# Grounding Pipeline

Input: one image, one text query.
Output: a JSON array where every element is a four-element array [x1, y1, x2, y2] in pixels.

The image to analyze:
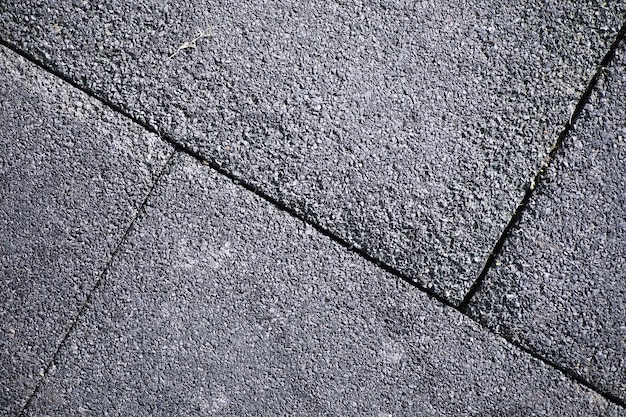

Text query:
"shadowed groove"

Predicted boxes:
[[2, 22, 625, 409], [458, 18, 626, 311]]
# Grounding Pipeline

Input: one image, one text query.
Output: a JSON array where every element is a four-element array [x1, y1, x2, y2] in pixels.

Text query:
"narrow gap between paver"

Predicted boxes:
[[2, 24, 625, 410], [16, 149, 177, 416], [0, 40, 456, 309], [458, 19, 626, 313]]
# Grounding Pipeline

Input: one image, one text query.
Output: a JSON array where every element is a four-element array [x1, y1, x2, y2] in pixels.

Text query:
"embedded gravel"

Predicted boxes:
[[1, 1, 624, 302], [25, 152, 621, 416], [467, 39, 626, 403], [0, 46, 173, 415]]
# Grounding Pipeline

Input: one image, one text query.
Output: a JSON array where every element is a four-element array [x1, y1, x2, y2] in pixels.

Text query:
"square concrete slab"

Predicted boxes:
[[24, 152, 622, 416], [467, 40, 626, 403], [1, 1, 624, 302], [0, 46, 173, 414]]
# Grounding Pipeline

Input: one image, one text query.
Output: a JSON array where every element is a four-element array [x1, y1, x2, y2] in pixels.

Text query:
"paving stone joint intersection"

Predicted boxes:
[[2, 23, 626, 410], [1, 7, 625, 414]]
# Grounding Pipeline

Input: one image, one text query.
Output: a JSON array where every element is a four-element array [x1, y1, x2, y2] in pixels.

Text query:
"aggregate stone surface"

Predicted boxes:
[[25, 152, 623, 416], [2, 1, 624, 302], [467, 39, 626, 403], [0, 46, 173, 415]]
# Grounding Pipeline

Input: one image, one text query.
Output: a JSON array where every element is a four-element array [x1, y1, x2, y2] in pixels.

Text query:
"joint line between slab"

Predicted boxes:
[[2, 33, 625, 410], [0, 38, 456, 308], [17, 148, 178, 416], [458, 18, 626, 312], [500, 334, 626, 408]]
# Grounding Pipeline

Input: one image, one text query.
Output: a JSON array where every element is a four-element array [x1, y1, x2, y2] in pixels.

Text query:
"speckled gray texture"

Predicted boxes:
[[467, 40, 626, 402], [2, 1, 624, 302], [23, 152, 620, 416], [0, 46, 173, 415]]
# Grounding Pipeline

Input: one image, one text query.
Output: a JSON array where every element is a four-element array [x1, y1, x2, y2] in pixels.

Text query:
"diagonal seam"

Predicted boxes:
[[17, 148, 177, 416], [458, 18, 626, 312], [2, 25, 625, 409], [0, 40, 456, 309]]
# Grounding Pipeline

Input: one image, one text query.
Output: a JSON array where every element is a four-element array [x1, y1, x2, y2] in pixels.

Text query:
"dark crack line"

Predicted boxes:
[[2, 25, 626, 410], [0, 40, 456, 310], [501, 335, 626, 408], [17, 149, 178, 416], [458, 19, 626, 313]]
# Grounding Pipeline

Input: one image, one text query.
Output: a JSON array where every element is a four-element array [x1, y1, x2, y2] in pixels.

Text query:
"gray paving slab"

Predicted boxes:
[[2, 2, 624, 303], [0, 46, 173, 415], [24, 152, 623, 417], [467, 39, 626, 402]]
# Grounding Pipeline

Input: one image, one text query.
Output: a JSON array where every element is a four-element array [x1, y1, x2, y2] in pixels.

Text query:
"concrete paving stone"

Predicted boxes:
[[0, 46, 173, 415], [467, 39, 626, 402], [2, 2, 624, 303], [24, 152, 624, 417]]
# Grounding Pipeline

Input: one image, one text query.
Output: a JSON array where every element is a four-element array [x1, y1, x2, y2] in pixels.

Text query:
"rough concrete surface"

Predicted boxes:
[[0, 46, 173, 415], [467, 40, 626, 402], [1, 1, 624, 302], [23, 152, 620, 416]]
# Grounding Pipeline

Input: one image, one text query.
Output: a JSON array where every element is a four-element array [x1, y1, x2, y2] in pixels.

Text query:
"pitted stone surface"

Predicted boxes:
[[468, 40, 626, 402], [0, 46, 173, 414], [25, 152, 621, 416], [1, 1, 624, 302]]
